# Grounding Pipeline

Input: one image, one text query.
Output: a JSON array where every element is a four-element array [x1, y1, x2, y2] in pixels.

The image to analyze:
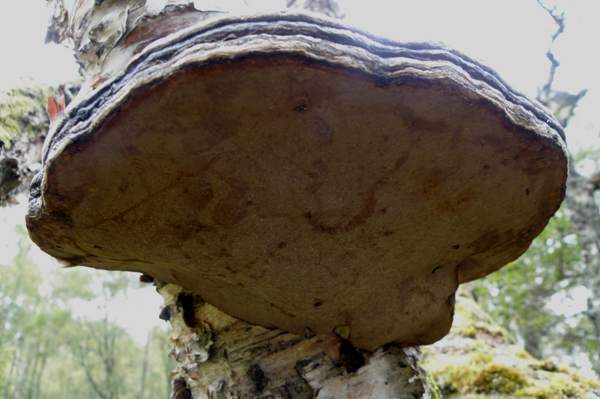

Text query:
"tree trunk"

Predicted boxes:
[[153, 329, 174, 399], [14, 338, 34, 399], [32, 353, 48, 399], [45, 0, 345, 89], [42, 3, 438, 397], [158, 283, 433, 399], [139, 332, 151, 399], [3, 337, 21, 399], [24, 345, 41, 399]]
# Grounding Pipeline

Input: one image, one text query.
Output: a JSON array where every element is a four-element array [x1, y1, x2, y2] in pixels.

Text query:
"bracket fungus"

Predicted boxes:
[[27, 13, 567, 350]]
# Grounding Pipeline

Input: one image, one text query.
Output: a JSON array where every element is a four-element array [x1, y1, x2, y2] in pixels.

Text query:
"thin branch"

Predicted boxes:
[[536, 0, 565, 41], [536, 0, 564, 102], [535, 1, 587, 128], [539, 50, 559, 100]]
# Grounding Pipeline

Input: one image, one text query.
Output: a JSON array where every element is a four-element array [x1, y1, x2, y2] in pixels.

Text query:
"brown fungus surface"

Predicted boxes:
[[26, 14, 567, 350]]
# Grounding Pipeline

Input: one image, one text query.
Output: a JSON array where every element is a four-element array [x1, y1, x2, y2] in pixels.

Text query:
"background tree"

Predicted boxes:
[[472, 0, 600, 376], [0, 226, 172, 399]]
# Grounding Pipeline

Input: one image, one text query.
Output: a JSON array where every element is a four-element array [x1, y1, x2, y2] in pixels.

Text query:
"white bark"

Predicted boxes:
[[45, 0, 342, 90]]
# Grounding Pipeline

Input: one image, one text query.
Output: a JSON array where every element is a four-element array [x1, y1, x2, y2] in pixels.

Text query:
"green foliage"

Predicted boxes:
[[574, 146, 600, 171], [65, 319, 140, 399], [0, 226, 171, 399], [471, 207, 600, 374], [50, 268, 95, 302]]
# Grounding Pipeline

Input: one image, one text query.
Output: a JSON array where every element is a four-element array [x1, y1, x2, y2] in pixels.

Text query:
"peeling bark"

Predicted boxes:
[[45, 0, 342, 88], [158, 283, 435, 399]]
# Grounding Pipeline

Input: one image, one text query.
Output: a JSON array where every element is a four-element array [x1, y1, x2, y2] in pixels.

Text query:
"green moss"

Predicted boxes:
[[532, 359, 559, 372], [471, 364, 527, 394], [0, 86, 51, 148], [455, 320, 508, 340], [516, 372, 589, 398], [525, 355, 600, 397], [451, 292, 514, 344], [423, 290, 600, 398], [429, 351, 526, 395]]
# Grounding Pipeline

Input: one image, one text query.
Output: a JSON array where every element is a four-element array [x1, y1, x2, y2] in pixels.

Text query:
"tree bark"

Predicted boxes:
[[45, 0, 344, 92], [158, 283, 434, 399]]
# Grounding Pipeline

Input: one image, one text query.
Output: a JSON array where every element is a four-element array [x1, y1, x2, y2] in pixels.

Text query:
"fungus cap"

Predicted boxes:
[[27, 14, 567, 350]]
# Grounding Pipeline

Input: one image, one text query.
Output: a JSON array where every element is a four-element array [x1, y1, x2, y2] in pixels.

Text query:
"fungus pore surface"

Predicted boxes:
[[27, 14, 567, 350]]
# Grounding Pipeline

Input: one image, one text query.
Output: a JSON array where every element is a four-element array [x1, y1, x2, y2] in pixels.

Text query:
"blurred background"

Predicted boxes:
[[1, 1, 599, 398]]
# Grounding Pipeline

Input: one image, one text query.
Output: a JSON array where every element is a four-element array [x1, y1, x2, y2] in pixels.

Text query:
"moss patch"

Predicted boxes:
[[423, 288, 600, 398], [0, 86, 52, 148]]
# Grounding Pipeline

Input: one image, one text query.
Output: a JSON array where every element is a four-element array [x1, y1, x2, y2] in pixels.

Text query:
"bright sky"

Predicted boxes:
[[0, 0, 599, 362]]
